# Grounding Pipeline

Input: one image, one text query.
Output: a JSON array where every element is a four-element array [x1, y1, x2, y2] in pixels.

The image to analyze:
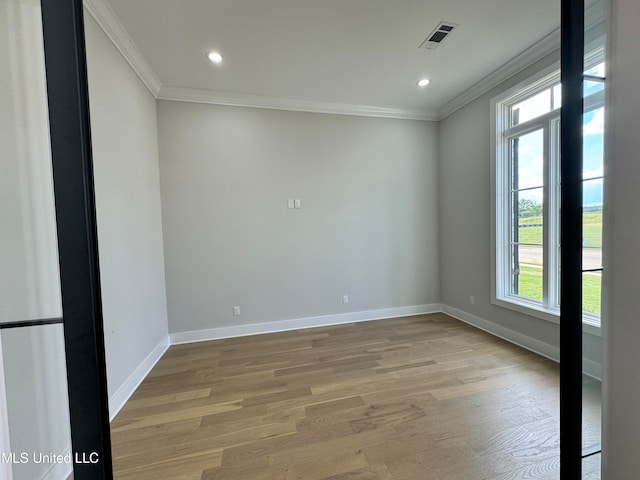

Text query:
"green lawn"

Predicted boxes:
[[518, 211, 602, 246], [582, 272, 602, 315], [516, 208, 602, 315], [517, 265, 601, 315], [517, 265, 543, 300], [582, 211, 603, 248]]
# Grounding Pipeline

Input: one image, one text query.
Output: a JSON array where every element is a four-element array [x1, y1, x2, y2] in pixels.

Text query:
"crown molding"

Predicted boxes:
[[437, 28, 561, 120], [85, 0, 602, 123], [157, 86, 438, 121], [83, 0, 161, 96], [82, 0, 435, 122], [438, 0, 607, 121]]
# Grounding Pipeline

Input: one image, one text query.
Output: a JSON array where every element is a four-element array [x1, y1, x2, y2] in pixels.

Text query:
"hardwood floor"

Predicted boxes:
[[110, 313, 600, 479]]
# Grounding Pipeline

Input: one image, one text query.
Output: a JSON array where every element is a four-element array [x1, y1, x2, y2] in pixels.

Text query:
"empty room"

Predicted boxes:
[[1, 0, 640, 479]]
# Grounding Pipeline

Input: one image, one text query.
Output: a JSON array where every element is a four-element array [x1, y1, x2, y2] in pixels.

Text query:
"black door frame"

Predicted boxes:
[[40, 0, 113, 477], [26, 0, 585, 478], [560, 0, 585, 478]]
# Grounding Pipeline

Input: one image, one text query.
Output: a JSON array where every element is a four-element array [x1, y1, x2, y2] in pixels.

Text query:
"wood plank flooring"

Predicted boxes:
[[110, 313, 600, 479]]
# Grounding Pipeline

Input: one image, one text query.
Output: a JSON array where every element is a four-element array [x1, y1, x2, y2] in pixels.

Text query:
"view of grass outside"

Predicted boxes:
[[516, 205, 602, 315], [517, 265, 543, 300], [518, 211, 602, 246], [582, 271, 602, 315]]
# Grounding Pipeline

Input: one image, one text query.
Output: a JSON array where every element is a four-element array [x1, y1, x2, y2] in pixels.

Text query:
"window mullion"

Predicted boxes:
[[498, 103, 512, 301], [543, 122, 551, 309], [511, 135, 520, 296], [548, 118, 562, 309], [505, 115, 555, 139]]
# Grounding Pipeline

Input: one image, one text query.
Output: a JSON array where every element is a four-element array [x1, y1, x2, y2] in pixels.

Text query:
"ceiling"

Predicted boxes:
[[98, 0, 561, 119]]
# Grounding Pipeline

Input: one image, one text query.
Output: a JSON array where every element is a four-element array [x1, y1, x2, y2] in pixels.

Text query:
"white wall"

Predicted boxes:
[[157, 101, 440, 335], [602, 0, 640, 476], [84, 15, 169, 404], [0, 327, 70, 480], [0, 9, 169, 479], [0, 0, 61, 325], [0, 1, 70, 479], [437, 50, 602, 372]]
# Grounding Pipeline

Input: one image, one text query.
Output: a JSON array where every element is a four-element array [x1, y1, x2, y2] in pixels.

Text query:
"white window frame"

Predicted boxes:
[[491, 49, 605, 335]]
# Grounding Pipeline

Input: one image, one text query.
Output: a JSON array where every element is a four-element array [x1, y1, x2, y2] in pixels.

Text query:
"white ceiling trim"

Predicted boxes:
[[82, 0, 435, 122], [85, 0, 599, 123], [437, 28, 561, 120], [438, 0, 606, 121], [157, 87, 438, 121], [83, 0, 161, 96]]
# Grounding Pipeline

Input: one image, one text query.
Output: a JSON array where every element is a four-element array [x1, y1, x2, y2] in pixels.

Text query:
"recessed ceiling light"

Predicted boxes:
[[417, 78, 431, 87], [207, 51, 223, 64]]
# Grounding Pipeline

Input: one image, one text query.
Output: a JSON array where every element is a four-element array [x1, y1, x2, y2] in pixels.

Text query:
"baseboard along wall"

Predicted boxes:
[[108, 336, 170, 421], [169, 304, 443, 345], [441, 305, 602, 380], [107, 303, 602, 422]]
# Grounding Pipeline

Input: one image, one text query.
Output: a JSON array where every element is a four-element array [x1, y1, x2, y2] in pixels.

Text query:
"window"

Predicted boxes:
[[492, 51, 605, 328]]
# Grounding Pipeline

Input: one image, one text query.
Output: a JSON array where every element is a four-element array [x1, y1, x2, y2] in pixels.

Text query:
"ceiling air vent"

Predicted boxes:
[[419, 21, 458, 50]]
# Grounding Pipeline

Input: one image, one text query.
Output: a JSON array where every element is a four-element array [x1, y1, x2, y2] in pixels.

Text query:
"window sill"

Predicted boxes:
[[492, 295, 602, 337]]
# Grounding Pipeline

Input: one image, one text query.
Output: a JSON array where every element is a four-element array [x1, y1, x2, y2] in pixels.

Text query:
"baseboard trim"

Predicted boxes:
[[442, 305, 560, 361], [441, 304, 602, 380], [582, 358, 602, 381], [105, 303, 600, 427], [108, 336, 170, 420], [169, 304, 443, 345]]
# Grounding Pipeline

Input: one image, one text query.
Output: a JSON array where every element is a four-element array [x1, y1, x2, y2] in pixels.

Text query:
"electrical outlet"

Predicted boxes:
[[342, 295, 349, 304], [233, 306, 241, 316], [469, 296, 475, 305]]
